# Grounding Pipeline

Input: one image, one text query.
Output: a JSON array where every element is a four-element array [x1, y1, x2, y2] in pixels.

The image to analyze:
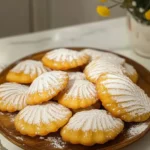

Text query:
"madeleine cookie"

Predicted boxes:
[[96, 73, 150, 122], [15, 102, 72, 137], [124, 63, 138, 83], [72, 101, 101, 113], [26, 71, 68, 105], [58, 79, 98, 109], [100, 52, 125, 65], [42, 48, 89, 70], [82, 49, 103, 61], [82, 49, 125, 64], [68, 72, 86, 80], [61, 109, 124, 146], [6, 60, 48, 84], [0, 83, 28, 112], [84, 59, 126, 83]]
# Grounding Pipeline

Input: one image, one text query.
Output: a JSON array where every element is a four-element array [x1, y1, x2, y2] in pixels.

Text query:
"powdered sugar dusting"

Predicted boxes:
[[18, 102, 71, 125], [82, 49, 103, 60], [68, 72, 86, 80], [15, 136, 24, 141], [0, 112, 4, 115], [84, 59, 126, 83], [8, 113, 16, 122], [101, 73, 150, 117], [45, 137, 67, 149], [39, 137, 45, 140], [124, 63, 137, 76], [100, 52, 125, 65], [82, 49, 125, 64], [11, 60, 48, 77], [66, 109, 124, 131], [10, 117, 15, 122], [9, 116, 15, 122], [28, 71, 68, 94], [128, 123, 149, 137], [46, 48, 88, 62], [62, 79, 98, 100], [0, 83, 28, 111]]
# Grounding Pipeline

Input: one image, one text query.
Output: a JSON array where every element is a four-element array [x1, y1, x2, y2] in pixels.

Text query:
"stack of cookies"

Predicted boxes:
[[0, 48, 149, 146]]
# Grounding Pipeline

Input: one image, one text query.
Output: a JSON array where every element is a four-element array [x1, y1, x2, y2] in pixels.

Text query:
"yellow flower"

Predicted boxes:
[[97, 6, 110, 17], [145, 10, 150, 20], [100, 0, 107, 3], [100, 0, 107, 2]]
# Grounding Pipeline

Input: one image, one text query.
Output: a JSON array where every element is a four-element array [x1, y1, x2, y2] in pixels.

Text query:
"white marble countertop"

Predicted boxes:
[[0, 17, 149, 150]]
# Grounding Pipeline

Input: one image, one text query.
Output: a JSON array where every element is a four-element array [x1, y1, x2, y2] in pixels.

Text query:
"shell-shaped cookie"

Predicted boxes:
[[15, 102, 72, 137], [61, 109, 124, 146], [82, 49, 103, 61], [100, 52, 125, 65], [68, 72, 86, 80], [96, 73, 150, 122], [42, 48, 90, 70], [27, 71, 69, 105], [72, 101, 101, 113], [84, 59, 126, 83], [9, 60, 48, 76], [0, 64, 7, 73], [124, 63, 138, 83], [6, 60, 48, 83], [82, 49, 125, 64], [0, 83, 28, 112], [58, 79, 98, 109]]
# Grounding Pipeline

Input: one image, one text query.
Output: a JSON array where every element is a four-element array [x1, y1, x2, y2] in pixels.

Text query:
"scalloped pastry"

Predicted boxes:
[[82, 49, 103, 61], [15, 102, 72, 137], [96, 73, 150, 122], [124, 63, 138, 83], [42, 48, 90, 70], [82, 49, 125, 64], [72, 101, 101, 113], [26, 71, 69, 105], [61, 109, 124, 146], [0, 83, 28, 112], [84, 59, 126, 83], [68, 72, 86, 80], [57, 79, 98, 109], [6, 60, 48, 84]]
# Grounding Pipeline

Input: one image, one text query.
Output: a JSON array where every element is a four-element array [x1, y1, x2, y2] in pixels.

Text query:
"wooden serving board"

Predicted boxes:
[[0, 48, 150, 150]]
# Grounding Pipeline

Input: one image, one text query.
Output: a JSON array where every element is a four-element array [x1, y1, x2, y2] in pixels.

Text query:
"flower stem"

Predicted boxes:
[[109, 3, 120, 8], [111, 0, 123, 4], [145, 0, 150, 11]]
